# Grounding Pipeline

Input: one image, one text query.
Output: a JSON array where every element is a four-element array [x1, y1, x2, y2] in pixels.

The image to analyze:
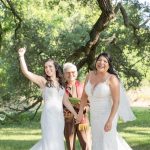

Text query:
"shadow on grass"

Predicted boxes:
[[0, 139, 79, 150], [0, 107, 149, 150], [0, 139, 37, 150], [118, 107, 150, 128], [132, 143, 150, 150], [117, 107, 150, 150], [0, 121, 41, 129]]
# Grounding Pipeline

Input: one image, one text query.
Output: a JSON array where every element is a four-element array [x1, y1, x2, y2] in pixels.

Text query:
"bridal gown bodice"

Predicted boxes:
[[30, 86, 65, 150], [85, 80, 133, 150], [85, 80, 112, 117]]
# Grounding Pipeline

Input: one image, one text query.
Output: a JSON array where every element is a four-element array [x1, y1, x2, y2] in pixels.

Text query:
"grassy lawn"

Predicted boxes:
[[0, 107, 149, 150]]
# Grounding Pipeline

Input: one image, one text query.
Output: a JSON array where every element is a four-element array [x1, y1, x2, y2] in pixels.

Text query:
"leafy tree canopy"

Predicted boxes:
[[0, 0, 149, 121]]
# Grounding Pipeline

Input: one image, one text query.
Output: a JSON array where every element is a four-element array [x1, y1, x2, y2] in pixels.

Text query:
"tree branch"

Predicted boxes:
[[76, 57, 88, 69], [2, 0, 23, 39], [0, 111, 19, 122], [67, 0, 115, 69], [5, 0, 22, 23], [100, 34, 116, 45], [30, 102, 42, 120], [17, 99, 42, 115], [139, 18, 150, 28], [0, 0, 9, 9], [114, 2, 143, 45]]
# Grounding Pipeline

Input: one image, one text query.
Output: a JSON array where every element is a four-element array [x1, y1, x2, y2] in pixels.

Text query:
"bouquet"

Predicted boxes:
[[69, 97, 80, 105]]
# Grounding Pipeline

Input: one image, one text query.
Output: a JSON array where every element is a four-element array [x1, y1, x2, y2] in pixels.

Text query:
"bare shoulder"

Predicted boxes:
[[109, 74, 119, 85], [88, 70, 95, 78], [89, 70, 95, 75], [84, 71, 92, 83], [39, 76, 47, 88], [41, 76, 47, 83], [86, 70, 95, 78]]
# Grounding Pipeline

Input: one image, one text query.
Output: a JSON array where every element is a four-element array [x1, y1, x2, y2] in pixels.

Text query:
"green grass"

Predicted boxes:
[[118, 107, 150, 150], [0, 107, 149, 150]]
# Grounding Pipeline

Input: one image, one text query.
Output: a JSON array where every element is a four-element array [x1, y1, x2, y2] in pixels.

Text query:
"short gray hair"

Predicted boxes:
[[63, 63, 77, 73]]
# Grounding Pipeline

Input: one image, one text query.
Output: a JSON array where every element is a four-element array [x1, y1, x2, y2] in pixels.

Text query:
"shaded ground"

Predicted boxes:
[[0, 107, 149, 150]]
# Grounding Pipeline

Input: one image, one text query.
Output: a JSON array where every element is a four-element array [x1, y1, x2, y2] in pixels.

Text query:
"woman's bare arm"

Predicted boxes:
[[18, 47, 46, 88], [63, 93, 77, 118], [76, 73, 89, 123], [104, 75, 120, 132]]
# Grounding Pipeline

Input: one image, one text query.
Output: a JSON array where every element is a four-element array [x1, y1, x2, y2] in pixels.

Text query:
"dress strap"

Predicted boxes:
[[105, 74, 112, 84], [85, 71, 92, 84]]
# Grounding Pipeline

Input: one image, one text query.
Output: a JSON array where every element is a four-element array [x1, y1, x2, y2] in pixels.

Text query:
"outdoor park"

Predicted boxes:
[[0, 0, 150, 150]]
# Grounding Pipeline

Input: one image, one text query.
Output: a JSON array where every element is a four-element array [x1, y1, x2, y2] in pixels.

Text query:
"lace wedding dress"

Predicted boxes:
[[85, 79, 135, 150], [30, 86, 65, 150]]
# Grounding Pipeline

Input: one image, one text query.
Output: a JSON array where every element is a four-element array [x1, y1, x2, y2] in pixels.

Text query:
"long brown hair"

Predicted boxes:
[[44, 59, 65, 88]]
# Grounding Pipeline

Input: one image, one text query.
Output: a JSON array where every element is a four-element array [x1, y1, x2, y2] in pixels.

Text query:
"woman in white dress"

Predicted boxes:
[[18, 47, 77, 150], [77, 52, 136, 150]]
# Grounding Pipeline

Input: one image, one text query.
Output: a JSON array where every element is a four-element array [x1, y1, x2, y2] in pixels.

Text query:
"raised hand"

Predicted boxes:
[[18, 47, 26, 57]]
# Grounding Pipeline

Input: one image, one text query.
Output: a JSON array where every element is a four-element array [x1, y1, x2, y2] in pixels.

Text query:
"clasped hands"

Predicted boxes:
[[74, 111, 83, 124], [63, 109, 83, 124], [74, 112, 112, 132]]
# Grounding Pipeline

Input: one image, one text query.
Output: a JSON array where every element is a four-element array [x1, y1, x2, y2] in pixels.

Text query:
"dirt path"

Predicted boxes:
[[130, 99, 150, 107], [127, 86, 150, 107]]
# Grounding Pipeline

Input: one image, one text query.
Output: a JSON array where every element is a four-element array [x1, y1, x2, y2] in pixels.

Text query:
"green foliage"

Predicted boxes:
[[0, 0, 99, 119], [0, 0, 149, 117], [118, 107, 150, 150], [95, 1, 150, 88]]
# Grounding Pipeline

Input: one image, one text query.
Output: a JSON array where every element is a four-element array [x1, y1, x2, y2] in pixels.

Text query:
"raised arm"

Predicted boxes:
[[18, 47, 46, 88], [104, 75, 120, 132]]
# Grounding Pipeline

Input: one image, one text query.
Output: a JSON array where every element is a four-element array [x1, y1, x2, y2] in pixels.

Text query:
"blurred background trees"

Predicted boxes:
[[0, 0, 149, 122]]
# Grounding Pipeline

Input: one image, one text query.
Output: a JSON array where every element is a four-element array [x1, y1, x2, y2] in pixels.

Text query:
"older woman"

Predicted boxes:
[[63, 63, 91, 150]]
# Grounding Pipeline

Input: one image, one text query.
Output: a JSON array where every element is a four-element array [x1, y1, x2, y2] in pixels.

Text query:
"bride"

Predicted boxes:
[[77, 52, 136, 150], [18, 47, 77, 150]]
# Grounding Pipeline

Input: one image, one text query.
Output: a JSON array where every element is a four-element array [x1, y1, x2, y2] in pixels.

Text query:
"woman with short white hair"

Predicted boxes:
[[63, 62, 91, 150]]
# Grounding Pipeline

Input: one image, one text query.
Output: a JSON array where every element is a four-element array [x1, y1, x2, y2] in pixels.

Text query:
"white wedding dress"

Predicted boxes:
[[85, 79, 133, 150], [30, 86, 65, 150]]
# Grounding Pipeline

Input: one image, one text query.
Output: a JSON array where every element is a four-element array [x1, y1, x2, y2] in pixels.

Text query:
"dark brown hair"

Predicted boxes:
[[95, 52, 119, 78], [44, 59, 65, 88]]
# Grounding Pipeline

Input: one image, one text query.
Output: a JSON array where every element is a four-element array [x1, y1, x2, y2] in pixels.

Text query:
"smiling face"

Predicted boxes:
[[95, 56, 109, 73], [44, 60, 56, 77], [64, 67, 78, 83]]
